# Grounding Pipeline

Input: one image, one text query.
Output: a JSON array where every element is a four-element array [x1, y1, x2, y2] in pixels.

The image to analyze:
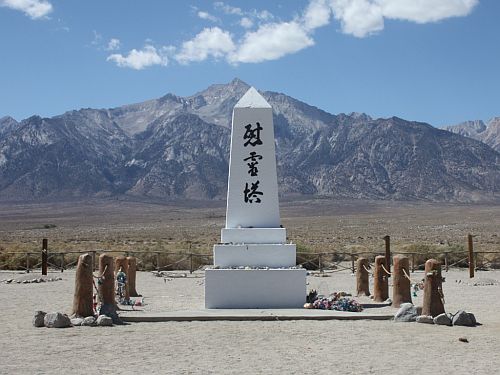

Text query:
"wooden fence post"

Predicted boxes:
[[72, 253, 94, 317], [126, 256, 140, 297], [351, 254, 355, 274], [373, 255, 389, 302], [190, 253, 194, 274], [318, 253, 323, 273], [392, 255, 412, 308], [42, 238, 48, 275], [444, 252, 449, 272], [422, 259, 445, 317], [356, 257, 370, 296], [156, 252, 160, 271], [26, 253, 30, 273], [468, 234, 474, 278], [384, 235, 391, 276], [411, 253, 415, 273], [60, 253, 65, 272]]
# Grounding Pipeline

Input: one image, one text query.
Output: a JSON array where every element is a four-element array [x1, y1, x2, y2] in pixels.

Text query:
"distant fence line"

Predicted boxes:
[[1, 245, 499, 274]]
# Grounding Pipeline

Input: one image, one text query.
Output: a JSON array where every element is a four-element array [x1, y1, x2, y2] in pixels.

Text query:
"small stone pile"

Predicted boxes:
[[394, 303, 478, 327], [3, 277, 63, 284], [33, 311, 114, 328]]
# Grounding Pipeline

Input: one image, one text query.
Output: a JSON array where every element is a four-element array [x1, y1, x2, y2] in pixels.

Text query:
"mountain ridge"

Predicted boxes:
[[0, 78, 499, 202]]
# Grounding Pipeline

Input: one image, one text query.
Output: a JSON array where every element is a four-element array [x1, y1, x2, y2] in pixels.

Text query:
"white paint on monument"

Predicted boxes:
[[205, 87, 306, 309]]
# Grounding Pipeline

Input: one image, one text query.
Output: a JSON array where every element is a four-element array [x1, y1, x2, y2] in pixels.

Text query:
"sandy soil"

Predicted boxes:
[[1, 268, 499, 375]]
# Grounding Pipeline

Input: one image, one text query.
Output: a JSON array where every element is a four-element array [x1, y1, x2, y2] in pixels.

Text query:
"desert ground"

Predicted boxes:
[[0, 198, 499, 374], [0, 268, 499, 374]]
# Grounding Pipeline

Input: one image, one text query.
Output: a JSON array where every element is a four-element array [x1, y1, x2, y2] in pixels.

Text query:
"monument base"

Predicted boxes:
[[205, 268, 306, 309], [213, 243, 296, 268]]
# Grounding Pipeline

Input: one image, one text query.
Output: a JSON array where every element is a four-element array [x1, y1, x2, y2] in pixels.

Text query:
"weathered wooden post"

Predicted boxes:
[[126, 256, 140, 297], [72, 253, 94, 317], [444, 252, 449, 272], [373, 255, 389, 302], [351, 254, 355, 274], [115, 256, 130, 301], [422, 259, 445, 317], [356, 257, 370, 296], [41, 238, 48, 275], [60, 253, 65, 273], [156, 252, 161, 271], [97, 254, 122, 323], [26, 253, 30, 273], [468, 234, 474, 278], [392, 255, 412, 308], [383, 235, 391, 276]]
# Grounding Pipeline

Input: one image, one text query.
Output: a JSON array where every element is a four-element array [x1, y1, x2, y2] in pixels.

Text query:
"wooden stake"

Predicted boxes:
[[384, 235, 391, 276], [41, 238, 48, 276], [392, 255, 411, 308], [422, 259, 445, 317], [373, 255, 389, 302], [468, 234, 474, 278], [356, 257, 370, 296], [72, 253, 94, 317], [126, 256, 140, 297]]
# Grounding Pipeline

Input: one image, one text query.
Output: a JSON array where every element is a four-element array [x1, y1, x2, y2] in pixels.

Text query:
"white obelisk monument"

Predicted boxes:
[[205, 87, 306, 309]]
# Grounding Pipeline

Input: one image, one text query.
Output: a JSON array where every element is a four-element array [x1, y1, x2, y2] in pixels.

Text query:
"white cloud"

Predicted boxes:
[[214, 2, 243, 15], [229, 22, 314, 64], [107, 45, 168, 70], [303, 0, 332, 30], [0, 0, 52, 19], [175, 27, 235, 64], [106, 0, 479, 69], [329, 0, 479, 37], [378, 0, 479, 23], [106, 38, 121, 51], [197, 10, 218, 23], [240, 17, 253, 29]]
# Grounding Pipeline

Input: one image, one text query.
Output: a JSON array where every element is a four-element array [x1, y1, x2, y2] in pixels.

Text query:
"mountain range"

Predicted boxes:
[[0, 78, 499, 202]]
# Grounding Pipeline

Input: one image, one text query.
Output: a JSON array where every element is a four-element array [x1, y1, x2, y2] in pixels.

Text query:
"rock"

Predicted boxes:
[[71, 318, 84, 326], [434, 313, 452, 326], [82, 316, 96, 326], [394, 303, 421, 322], [96, 315, 113, 327], [452, 310, 477, 327], [32, 311, 46, 327], [416, 315, 434, 324], [6, 279, 13, 283], [44, 312, 71, 328], [459, 337, 469, 343]]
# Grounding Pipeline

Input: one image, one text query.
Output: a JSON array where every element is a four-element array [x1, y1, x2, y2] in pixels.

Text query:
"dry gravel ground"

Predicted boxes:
[[1, 269, 499, 374]]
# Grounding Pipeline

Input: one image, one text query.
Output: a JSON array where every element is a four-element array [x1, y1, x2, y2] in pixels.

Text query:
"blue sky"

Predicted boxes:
[[0, 0, 498, 126]]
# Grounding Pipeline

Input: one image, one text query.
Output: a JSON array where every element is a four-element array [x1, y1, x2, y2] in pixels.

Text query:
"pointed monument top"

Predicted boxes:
[[234, 87, 271, 109]]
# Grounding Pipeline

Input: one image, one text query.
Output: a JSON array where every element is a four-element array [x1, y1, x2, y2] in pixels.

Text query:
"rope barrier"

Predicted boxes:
[[381, 264, 392, 276], [362, 264, 373, 275], [402, 268, 412, 282]]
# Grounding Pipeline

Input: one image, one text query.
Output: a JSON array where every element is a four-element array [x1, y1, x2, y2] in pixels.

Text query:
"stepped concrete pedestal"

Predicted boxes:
[[205, 87, 306, 309]]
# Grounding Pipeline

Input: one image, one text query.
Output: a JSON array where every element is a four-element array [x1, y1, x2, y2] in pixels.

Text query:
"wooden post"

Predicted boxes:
[[356, 257, 370, 296], [60, 253, 65, 272], [190, 253, 194, 274], [351, 254, 355, 274], [126, 256, 140, 297], [468, 234, 474, 278], [115, 256, 130, 301], [392, 255, 411, 308], [72, 253, 94, 317], [318, 253, 323, 273], [91, 251, 96, 271], [98, 254, 122, 324], [26, 253, 30, 273], [384, 235, 391, 276], [444, 252, 449, 272], [41, 238, 48, 276], [373, 255, 389, 302], [156, 252, 160, 271], [411, 253, 415, 273], [422, 259, 445, 317]]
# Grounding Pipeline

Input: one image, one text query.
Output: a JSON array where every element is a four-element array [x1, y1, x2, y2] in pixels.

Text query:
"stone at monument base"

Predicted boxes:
[[221, 228, 286, 244], [213, 243, 296, 268], [205, 268, 307, 309]]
